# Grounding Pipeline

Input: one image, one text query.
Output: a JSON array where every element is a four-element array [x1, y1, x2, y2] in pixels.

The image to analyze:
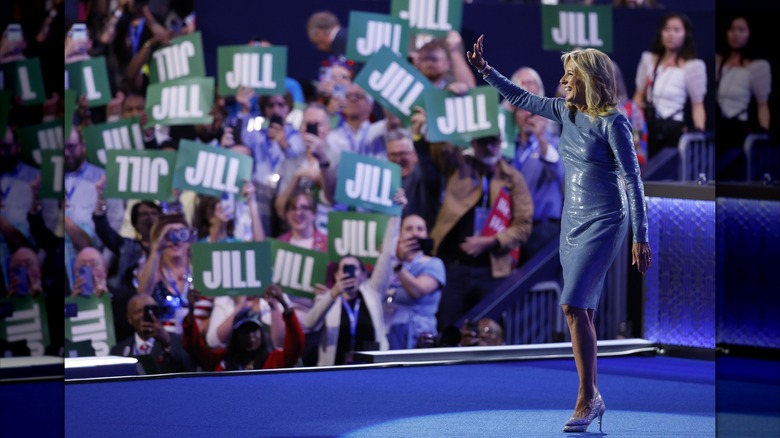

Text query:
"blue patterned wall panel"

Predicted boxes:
[[645, 197, 716, 348], [717, 198, 780, 348]]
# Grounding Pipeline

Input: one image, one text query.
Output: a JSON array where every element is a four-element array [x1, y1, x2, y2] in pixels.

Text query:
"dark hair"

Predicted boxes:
[[258, 92, 294, 117], [717, 15, 758, 64], [418, 38, 451, 63], [223, 321, 272, 371], [194, 195, 234, 240], [650, 12, 698, 61], [130, 201, 162, 229]]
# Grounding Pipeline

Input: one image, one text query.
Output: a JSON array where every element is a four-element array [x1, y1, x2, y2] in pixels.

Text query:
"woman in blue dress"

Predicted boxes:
[[467, 35, 652, 433]]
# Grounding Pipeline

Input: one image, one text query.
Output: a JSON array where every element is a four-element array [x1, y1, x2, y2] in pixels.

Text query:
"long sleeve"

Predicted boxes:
[[302, 292, 338, 331], [608, 115, 648, 243], [483, 68, 565, 123], [263, 311, 305, 369], [93, 213, 124, 253]]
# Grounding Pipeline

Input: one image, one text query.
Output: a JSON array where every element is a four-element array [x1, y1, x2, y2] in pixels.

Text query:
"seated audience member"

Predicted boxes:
[[460, 318, 505, 347], [240, 91, 304, 236], [425, 127, 533, 331], [111, 293, 196, 374], [385, 128, 442, 231], [276, 190, 328, 366], [136, 213, 194, 334], [217, 285, 304, 371], [303, 190, 406, 366], [386, 214, 446, 350], [275, 103, 337, 233]]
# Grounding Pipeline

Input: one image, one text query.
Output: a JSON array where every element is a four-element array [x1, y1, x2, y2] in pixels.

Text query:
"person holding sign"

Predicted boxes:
[[303, 189, 406, 366], [216, 284, 304, 371], [468, 35, 651, 433], [386, 214, 446, 350]]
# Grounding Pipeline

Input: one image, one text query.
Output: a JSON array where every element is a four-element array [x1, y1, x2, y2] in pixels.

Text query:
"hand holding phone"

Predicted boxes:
[[79, 265, 94, 297], [306, 123, 319, 136], [270, 114, 284, 127]]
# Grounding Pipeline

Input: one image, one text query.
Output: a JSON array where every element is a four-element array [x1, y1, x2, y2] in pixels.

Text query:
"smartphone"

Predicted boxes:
[[227, 117, 242, 145], [70, 23, 88, 42], [343, 264, 356, 279], [270, 114, 284, 127], [143, 304, 160, 322], [306, 122, 318, 136], [12, 265, 28, 296], [220, 192, 235, 221], [318, 66, 332, 82], [79, 265, 94, 296], [4, 24, 23, 42], [417, 237, 434, 255], [333, 83, 346, 100]]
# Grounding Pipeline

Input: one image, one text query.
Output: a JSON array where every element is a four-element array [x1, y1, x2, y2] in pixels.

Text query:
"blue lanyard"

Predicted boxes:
[[481, 176, 490, 208], [342, 124, 368, 154], [129, 17, 146, 56], [163, 265, 190, 303], [262, 128, 284, 170], [515, 137, 539, 169], [64, 164, 88, 202], [341, 296, 362, 351], [0, 166, 20, 200]]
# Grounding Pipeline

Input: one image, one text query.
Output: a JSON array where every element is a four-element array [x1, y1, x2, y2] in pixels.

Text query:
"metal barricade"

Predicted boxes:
[[678, 132, 715, 182], [503, 281, 563, 345], [744, 133, 779, 182]]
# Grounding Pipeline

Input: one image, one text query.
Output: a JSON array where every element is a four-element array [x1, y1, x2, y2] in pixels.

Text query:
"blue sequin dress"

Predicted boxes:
[[485, 68, 648, 309]]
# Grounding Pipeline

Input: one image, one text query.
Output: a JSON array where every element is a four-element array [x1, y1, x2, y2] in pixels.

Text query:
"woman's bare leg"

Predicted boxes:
[[562, 304, 597, 416]]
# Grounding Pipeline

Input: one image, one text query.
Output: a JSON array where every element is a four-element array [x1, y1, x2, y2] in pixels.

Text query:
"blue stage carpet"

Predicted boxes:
[[63, 356, 724, 437]]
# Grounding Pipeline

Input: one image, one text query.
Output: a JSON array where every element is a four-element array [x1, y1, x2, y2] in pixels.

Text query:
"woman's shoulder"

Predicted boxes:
[[748, 59, 771, 74], [682, 58, 706, 72]]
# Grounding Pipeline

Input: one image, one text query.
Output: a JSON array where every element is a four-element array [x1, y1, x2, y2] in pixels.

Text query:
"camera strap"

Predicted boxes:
[[129, 17, 146, 56]]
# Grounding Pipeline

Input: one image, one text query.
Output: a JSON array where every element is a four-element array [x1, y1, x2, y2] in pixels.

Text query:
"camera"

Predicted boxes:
[[306, 122, 318, 136], [167, 227, 197, 244], [416, 237, 434, 255], [79, 265, 94, 296], [12, 265, 28, 296]]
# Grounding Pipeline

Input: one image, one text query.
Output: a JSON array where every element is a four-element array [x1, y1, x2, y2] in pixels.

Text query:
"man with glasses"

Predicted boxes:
[[326, 84, 386, 160]]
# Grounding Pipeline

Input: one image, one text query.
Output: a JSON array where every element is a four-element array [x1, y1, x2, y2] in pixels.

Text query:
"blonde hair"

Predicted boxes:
[[560, 48, 618, 119]]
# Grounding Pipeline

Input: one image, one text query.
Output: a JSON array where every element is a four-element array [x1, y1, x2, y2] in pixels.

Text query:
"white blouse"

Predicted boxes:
[[635, 51, 707, 121], [717, 59, 771, 121]]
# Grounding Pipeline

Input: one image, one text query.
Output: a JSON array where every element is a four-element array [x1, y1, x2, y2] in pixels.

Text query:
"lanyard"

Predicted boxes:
[[481, 176, 490, 208], [64, 163, 88, 202], [342, 124, 368, 154], [163, 265, 190, 303], [262, 129, 284, 171], [129, 17, 146, 56], [341, 296, 362, 351], [515, 139, 539, 169]]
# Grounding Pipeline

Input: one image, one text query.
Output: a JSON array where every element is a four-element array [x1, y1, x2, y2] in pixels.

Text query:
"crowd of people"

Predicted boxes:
[[0, 1, 766, 372]]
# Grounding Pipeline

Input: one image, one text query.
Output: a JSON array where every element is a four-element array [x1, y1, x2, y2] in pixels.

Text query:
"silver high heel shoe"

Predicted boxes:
[[562, 394, 606, 433]]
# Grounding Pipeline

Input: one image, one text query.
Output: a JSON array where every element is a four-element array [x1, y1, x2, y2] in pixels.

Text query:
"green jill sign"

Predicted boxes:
[[541, 5, 613, 53], [217, 45, 287, 96]]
